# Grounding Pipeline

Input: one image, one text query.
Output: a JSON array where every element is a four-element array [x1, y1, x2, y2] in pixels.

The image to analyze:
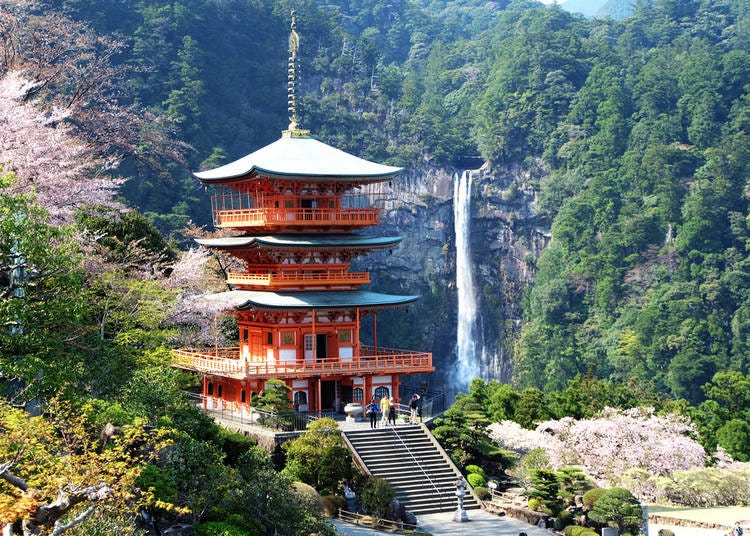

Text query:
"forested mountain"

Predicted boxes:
[[45, 0, 750, 405]]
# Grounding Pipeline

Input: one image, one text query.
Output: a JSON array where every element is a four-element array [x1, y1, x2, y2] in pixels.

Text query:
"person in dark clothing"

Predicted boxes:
[[366, 398, 379, 429], [388, 396, 397, 425], [409, 393, 421, 423]]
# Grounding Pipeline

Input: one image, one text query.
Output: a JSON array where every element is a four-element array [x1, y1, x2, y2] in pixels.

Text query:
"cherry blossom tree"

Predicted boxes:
[[536, 408, 707, 484], [0, 1, 186, 224], [490, 408, 708, 488]]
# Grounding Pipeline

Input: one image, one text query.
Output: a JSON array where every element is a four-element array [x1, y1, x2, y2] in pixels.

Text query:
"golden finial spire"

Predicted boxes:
[[287, 10, 300, 131]]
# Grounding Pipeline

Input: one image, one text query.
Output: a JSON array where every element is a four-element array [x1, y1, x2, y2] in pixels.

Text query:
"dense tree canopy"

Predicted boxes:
[[3, 0, 750, 530]]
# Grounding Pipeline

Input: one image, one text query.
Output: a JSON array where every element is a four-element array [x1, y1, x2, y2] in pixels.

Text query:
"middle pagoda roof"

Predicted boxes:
[[196, 234, 402, 251], [194, 130, 403, 184]]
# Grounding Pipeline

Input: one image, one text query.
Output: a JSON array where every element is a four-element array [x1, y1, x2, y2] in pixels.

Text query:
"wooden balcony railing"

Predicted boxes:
[[214, 207, 379, 229], [226, 266, 370, 289], [172, 345, 434, 379]]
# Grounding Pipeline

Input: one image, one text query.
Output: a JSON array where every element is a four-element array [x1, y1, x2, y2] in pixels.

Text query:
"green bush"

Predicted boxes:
[[557, 509, 573, 528], [322, 494, 346, 517], [292, 481, 324, 514], [528, 497, 543, 511], [564, 526, 597, 536], [588, 487, 642, 535], [215, 427, 258, 466], [658, 530, 675, 536], [361, 477, 395, 518], [195, 521, 253, 536], [467, 472, 487, 488], [474, 486, 491, 500], [582, 487, 606, 508], [465, 464, 486, 477]]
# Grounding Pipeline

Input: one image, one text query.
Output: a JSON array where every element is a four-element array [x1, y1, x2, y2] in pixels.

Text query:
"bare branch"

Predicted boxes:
[[51, 504, 97, 536], [0, 462, 29, 492]]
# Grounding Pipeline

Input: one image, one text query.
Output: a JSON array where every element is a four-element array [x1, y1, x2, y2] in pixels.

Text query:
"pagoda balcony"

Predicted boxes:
[[172, 344, 434, 379], [214, 207, 380, 230], [227, 264, 370, 290]]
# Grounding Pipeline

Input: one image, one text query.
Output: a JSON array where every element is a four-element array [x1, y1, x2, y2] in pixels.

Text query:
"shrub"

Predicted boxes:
[[557, 509, 573, 528], [292, 481, 324, 515], [467, 472, 487, 488], [361, 477, 395, 518], [658, 530, 675, 536], [588, 487, 642, 535], [528, 497, 543, 511], [195, 521, 253, 536], [564, 526, 597, 536], [474, 486, 491, 500], [655, 466, 750, 506], [322, 495, 346, 517], [465, 464, 486, 477], [582, 487, 606, 508]]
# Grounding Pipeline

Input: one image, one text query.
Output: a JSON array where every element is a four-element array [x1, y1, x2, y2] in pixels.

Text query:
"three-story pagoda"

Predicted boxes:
[[172, 14, 432, 414]]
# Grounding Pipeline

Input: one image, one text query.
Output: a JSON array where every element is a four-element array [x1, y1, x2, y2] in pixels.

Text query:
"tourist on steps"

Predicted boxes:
[[409, 393, 421, 423], [366, 398, 379, 429], [388, 396, 397, 425], [379, 395, 391, 426]]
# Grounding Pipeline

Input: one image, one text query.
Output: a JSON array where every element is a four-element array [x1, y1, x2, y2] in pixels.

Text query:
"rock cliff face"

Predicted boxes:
[[362, 164, 550, 398]]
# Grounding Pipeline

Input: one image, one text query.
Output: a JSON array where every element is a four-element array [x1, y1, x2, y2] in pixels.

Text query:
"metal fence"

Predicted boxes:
[[187, 393, 333, 432]]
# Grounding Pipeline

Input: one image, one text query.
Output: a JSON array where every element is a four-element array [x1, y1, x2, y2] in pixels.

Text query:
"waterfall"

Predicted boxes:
[[453, 170, 481, 393]]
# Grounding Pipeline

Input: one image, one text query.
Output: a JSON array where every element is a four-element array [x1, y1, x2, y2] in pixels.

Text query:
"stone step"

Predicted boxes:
[[343, 425, 479, 515]]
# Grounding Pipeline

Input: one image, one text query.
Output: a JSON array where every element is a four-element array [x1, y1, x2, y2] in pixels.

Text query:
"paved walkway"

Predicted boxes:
[[330, 509, 553, 536], [330, 511, 736, 536]]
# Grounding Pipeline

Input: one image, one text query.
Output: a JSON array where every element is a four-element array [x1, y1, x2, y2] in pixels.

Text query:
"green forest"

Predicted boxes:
[[56, 0, 750, 404], [2, 0, 750, 533]]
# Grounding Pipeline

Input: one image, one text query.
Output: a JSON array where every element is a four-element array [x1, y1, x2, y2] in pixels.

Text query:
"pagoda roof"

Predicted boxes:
[[194, 132, 403, 183], [196, 234, 402, 250], [207, 290, 418, 311]]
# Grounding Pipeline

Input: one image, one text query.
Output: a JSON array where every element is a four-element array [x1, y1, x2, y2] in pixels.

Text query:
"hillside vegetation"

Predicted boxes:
[[2, 0, 750, 531], [51, 0, 750, 404]]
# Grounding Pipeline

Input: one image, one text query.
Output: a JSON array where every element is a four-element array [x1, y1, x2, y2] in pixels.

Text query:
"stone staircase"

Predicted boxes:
[[342, 424, 482, 515]]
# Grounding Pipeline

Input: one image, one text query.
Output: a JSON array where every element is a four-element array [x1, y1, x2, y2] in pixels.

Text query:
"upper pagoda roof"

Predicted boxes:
[[195, 234, 402, 250], [208, 290, 418, 311], [194, 130, 403, 184]]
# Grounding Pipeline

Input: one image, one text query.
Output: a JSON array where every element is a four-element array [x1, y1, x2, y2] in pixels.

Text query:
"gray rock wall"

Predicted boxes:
[[362, 164, 549, 397]]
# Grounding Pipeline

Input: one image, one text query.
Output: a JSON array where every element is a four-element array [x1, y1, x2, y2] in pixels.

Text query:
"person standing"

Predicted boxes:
[[379, 395, 391, 426], [409, 393, 421, 423], [388, 396, 397, 425], [733, 522, 744, 536], [366, 398, 379, 429]]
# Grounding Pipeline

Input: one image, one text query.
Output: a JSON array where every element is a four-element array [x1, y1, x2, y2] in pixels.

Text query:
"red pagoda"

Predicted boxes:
[[172, 14, 432, 415]]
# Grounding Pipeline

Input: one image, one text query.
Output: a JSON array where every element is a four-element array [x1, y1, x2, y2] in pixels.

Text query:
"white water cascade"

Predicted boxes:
[[453, 170, 481, 393]]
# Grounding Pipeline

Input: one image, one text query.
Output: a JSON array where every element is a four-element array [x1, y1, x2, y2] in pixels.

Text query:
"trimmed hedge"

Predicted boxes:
[[467, 472, 487, 488]]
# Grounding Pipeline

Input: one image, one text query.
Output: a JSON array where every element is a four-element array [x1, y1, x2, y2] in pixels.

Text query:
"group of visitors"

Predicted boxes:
[[364, 393, 422, 429]]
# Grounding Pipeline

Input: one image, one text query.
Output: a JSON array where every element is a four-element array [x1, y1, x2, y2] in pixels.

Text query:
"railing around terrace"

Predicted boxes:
[[226, 265, 370, 288], [173, 345, 433, 379], [214, 207, 379, 229]]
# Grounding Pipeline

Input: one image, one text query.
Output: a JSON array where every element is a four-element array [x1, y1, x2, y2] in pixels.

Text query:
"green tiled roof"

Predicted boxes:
[[208, 290, 418, 311], [194, 134, 402, 182], [196, 234, 402, 250]]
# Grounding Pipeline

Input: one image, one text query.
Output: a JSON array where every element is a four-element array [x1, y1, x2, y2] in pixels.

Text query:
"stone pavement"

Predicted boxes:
[[330, 513, 736, 536], [330, 509, 554, 536]]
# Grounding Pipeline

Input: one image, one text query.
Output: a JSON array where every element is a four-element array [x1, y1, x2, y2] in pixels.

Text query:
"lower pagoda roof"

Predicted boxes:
[[208, 290, 418, 311], [196, 234, 402, 250]]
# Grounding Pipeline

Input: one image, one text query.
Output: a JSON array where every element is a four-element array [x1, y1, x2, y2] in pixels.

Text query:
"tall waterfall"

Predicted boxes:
[[453, 170, 481, 393]]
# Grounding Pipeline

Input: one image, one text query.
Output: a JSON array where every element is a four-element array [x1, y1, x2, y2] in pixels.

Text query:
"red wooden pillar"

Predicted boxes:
[[316, 377, 322, 415]]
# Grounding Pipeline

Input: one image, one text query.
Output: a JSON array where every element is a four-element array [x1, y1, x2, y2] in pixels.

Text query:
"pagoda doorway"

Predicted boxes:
[[316, 333, 327, 362], [321, 380, 336, 411]]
